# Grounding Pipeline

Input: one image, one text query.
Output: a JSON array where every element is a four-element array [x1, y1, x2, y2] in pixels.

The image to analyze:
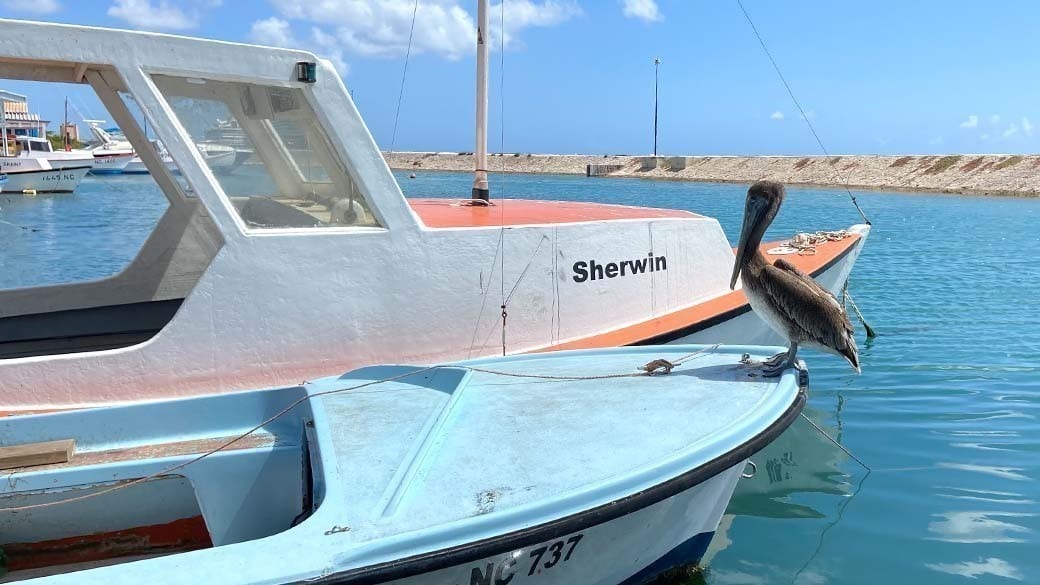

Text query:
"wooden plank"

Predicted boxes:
[[0, 439, 75, 470]]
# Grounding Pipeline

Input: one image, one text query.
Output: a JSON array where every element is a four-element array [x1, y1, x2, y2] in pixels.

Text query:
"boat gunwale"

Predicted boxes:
[[297, 371, 807, 584]]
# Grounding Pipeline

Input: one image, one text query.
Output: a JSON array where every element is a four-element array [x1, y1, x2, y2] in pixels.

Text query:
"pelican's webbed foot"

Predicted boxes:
[[740, 351, 786, 370], [743, 343, 799, 377], [761, 359, 794, 377]]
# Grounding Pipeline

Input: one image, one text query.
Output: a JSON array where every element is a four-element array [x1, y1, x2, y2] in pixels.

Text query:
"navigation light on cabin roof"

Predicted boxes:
[[296, 62, 317, 84]]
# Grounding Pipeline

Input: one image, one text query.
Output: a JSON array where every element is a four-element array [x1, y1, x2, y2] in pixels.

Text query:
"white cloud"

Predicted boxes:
[[310, 27, 349, 75], [1023, 117, 1033, 136], [270, 0, 577, 60], [248, 18, 349, 75], [249, 17, 297, 47], [770, 111, 784, 120], [491, 0, 581, 47], [1003, 124, 1018, 138], [2, 0, 61, 14], [960, 115, 978, 129], [107, 0, 220, 31], [991, 114, 1001, 125], [622, 0, 661, 23]]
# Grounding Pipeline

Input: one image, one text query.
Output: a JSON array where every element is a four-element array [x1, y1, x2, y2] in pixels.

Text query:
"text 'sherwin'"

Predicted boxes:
[[572, 253, 667, 283]]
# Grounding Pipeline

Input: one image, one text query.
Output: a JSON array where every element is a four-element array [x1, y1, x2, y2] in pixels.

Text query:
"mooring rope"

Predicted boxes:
[[734, 0, 872, 226], [799, 412, 870, 471], [842, 284, 877, 338], [1, 347, 726, 513]]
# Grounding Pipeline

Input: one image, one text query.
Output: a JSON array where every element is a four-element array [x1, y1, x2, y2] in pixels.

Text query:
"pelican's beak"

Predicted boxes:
[[730, 197, 768, 289]]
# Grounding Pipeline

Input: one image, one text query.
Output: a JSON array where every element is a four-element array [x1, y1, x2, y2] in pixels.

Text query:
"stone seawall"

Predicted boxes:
[[384, 152, 1040, 196]]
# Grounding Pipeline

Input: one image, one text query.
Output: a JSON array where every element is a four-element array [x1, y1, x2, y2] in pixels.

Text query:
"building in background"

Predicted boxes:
[[60, 122, 79, 142], [0, 89, 48, 138]]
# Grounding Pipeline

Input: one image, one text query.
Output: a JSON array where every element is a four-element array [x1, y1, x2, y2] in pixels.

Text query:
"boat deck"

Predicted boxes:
[[307, 346, 801, 545], [408, 198, 701, 227]]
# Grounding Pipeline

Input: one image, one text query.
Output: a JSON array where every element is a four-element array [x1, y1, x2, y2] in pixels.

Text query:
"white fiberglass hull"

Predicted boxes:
[[89, 152, 134, 174], [1, 165, 90, 193], [375, 466, 745, 585]]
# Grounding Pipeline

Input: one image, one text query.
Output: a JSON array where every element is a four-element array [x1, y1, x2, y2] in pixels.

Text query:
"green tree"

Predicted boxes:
[[46, 131, 85, 151]]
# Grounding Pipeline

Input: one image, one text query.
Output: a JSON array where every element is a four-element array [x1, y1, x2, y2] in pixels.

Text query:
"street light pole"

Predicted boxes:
[[653, 57, 661, 156]]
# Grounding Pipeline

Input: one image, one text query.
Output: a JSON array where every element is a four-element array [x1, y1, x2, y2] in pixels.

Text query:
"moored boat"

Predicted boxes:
[[82, 121, 133, 174], [0, 18, 869, 413], [0, 344, 806, 583], [8, 136, 94, 172], [88, 150, 133, 174]]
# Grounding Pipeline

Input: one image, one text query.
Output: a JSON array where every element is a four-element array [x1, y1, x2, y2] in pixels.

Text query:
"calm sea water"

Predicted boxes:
[[2, 171, 1039, 584]]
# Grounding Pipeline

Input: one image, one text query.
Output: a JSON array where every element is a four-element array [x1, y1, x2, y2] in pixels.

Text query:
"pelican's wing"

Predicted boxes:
[[771, 258, 843, 311], [761, 259, 859, 368]]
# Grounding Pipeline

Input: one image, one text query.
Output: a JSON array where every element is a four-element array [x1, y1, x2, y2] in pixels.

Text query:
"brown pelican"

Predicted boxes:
[[730, 181, 860, 376]]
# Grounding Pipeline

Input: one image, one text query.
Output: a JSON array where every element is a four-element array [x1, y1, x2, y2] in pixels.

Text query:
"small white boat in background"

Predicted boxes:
[[82, 120, 133, 174], [121, 140, 173, 174], [195, 141, 236, 173], [0, 163, 90, 193], [0, 345, 807, 583], [6, 136, 94, 172], [206, 118, 254, 165], [88, 123, 237, 175]]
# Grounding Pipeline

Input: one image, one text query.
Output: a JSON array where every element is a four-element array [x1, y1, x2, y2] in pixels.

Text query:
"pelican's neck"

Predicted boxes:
[[741, 216, 773, 275], [745, 244, 769, 275]]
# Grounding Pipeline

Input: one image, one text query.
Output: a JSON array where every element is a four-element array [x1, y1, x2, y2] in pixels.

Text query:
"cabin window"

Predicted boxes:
[[0, 76, 217, 361], [152, 75, 379, 230]]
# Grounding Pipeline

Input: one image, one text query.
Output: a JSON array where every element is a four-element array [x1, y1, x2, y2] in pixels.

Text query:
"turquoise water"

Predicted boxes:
[[2, 171, 1039, 583]]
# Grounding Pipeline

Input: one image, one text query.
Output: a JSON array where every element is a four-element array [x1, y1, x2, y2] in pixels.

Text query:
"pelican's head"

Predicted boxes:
[[730, 180, 785, 289]]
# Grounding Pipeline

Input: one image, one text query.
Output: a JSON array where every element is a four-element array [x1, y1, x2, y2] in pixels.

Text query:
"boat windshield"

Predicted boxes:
[[152, 75, 379, 230], [16, 138, 53, 153]]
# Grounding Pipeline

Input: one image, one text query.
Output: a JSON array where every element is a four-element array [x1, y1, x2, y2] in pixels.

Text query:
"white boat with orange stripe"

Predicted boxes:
[[0, 18, 868, 414]]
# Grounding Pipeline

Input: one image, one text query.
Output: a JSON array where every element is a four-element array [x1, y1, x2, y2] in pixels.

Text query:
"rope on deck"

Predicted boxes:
[[766, 230, 852, 256], [0, 347, 726, 513]]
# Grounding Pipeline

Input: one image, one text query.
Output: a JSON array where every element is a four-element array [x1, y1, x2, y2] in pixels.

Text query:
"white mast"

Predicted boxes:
[[472, 0, 490, 201]]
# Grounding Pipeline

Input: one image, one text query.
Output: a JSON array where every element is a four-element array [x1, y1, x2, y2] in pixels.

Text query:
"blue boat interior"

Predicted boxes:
[[0, 385, 314, 575]]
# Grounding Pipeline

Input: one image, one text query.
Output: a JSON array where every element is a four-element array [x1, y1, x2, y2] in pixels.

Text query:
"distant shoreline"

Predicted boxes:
[[384, 152, 1040, 197]]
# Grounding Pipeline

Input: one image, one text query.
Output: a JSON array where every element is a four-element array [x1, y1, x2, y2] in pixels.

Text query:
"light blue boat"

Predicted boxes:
[[0, 345, 805, 584]]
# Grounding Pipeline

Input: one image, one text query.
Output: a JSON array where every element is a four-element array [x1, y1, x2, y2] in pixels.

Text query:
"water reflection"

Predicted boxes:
[[928, 511, 1035, 544], [925, 558, 1023, 581], [725, 406, 852, 520], [936, 463, 1030, 482], [698, 405, 860, 581]]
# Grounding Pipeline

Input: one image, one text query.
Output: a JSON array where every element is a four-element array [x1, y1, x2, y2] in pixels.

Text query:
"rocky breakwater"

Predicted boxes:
[[385, 152, 1040, 196]]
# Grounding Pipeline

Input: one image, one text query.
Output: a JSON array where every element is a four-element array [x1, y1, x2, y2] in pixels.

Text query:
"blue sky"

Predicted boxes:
[[2, 0, 1040, 156]]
